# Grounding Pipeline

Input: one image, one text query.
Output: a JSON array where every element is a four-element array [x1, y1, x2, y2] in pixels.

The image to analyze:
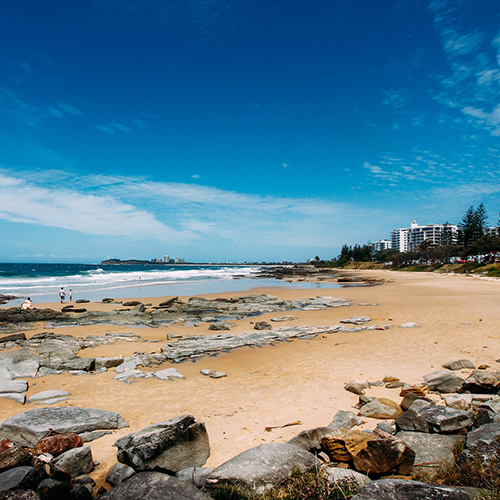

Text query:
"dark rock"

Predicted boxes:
[[122, 302, 142, 307], [175, 467, 215, 488], [442, 359, 476, 371], [70, 484, 93, 500], [423, 370, 464, 393], [101, 299, 114, 303], [351, 478, 471, 500], [461, 370, 500, 394], [0, 335, 27, 345], [159, 298, 178, 307], [106, 463, 136, 486], [36, 478, 71, 500], [395, 409, 430, 433], [74, 300, 89, 304], [0, 407, 129, 447], [396, 406, 473, 434], [205, 443, 319, 494], [51, 446, 94, 477], [0, 309, 67, 324], [208, 323, 230, 331], [0, 491, 41, 499], [376, 423, 397, 435], [328, 410, 364, 430], [466, 422, 500, 448], [396, 432, 464, 472], [115, 415, 210, 473], [0, 467, 38, 492], [459, 439, 500, 468], [254, 322, 272, 330], [99, 471, 212, 500], [0, 445, 33, 473]]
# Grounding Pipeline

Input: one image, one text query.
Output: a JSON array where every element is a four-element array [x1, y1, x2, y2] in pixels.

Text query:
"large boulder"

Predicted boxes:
[[351, 429, 415, 476], [396, 432, 464, 472], [0, 407, 129, 447], [465, 422, 500, 449], [423, 370, 464, 393], [442, 359, 475, 371], [321, 430, 373, 462], [358, 399, 401, 419], [0, 443, 33, 473], [52, 446, 94, 477], [176, 467, 215, 489], [345, 380, 369, 396], [205, 443, 319, 494], [396, 406, 473, 434], [287, 427, 341, 453], [324, 467, 371, 488], [0, 352, 39, 379], [115, 415, 209, 473], [0, 466, 39, 492], [328, 410, 364, 430], [99, 471, 212, 500], [461, 370, 500, 394], [351, 478, 471, 500], [0, 382, 28, 394]]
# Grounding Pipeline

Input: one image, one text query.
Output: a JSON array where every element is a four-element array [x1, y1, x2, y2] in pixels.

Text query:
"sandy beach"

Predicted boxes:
[[1, 269, 500, 487]]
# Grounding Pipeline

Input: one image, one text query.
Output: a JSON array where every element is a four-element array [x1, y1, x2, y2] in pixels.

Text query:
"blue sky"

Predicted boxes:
[[1, 0, 499, 263]]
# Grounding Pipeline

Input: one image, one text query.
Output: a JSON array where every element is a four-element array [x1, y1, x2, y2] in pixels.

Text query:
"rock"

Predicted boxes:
[[51, 446, 94, 477], [287, 427, 341, 453], [461, 370, 500, 394], [0, 352, 39, 379], [0, 490, 41, 499], [0, 368, 13, 382], [254, 322, 272, 330], [106, 463, 136, 486], [99, 471, 213, 500], [79, 431, 112, 443], [159, 298, 178, 307], [35, 433, 83, 456], [352, 429, 415, 475], [0, 394, 25, 405], [122, 301, 142, 307], [27, 391, 70, 404], [154, 368, 185, 381], [205, 443, 319, 494], [340, 317, 372, 325], [351, 478, 471, 500], [115, 415, 210, 472], [321, 430, 373, 462], [376, 422, 397, 435], [328, 410, 364, 430], [270, 316, 297, 322], [324, 467, 371, 488], [459, 438, 500, 468], [0, 407, 128, 447], [199, 369, 214, 376], [0, 467, 38, 492], [0, 381, 28, 394], [94, 357, 123, 370], [0, 334, 27, 346], [399, 322, 419, 328], [399, 385, 429, 398], [466, 422, 500, 448], [208, 323, 229, 331], [209, 372, 226, 379], [75, 299, 90, 304], [176, 467, 215, 489], [442, 359, 476, 371], [423, 370, 464, 393], [396, 406, 473, 434], [345, 380, 370, 396], [443, 394, 473, 410], [70, 483, 93, 499], [37, 478, 72, 498], [358, 399, 401, 419], [0, 444, 33, 473], [395, 431, 464, 472]]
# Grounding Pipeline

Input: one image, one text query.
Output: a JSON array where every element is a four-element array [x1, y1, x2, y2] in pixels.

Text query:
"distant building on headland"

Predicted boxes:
[[390, 221, 458, 252], [163, 255, 169, 263], [371, 239, 392, 252]]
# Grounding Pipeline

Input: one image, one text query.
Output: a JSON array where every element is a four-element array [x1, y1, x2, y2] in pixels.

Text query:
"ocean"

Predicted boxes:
[[0, 263, 340, 305]]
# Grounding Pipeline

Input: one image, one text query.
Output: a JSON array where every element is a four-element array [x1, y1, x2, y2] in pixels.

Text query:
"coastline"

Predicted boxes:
[[1, 269, 499, 488]]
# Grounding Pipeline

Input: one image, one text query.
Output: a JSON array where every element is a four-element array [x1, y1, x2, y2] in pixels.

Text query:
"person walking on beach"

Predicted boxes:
[[59, 287, 66, 303], [69, 289, 73, 301]]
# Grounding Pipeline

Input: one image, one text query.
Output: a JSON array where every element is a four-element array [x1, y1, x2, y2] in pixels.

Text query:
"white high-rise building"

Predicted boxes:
[[391, 221, 458, 252], [163, 255, 170, 263], [174, 256, 179, 263], [371, 239, 392, 252]]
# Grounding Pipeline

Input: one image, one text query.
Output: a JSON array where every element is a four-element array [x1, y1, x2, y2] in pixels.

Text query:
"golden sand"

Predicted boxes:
[[1, 270, 499, 486]]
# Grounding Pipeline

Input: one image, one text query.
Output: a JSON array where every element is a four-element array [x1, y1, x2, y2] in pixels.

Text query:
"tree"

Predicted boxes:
[[457, 204, 488, 248], [440, 222, 455, 246]]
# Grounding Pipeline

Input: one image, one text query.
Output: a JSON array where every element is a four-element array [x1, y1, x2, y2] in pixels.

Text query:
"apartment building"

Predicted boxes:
[[391, 221, 458, 252], [371, 239, 392, 252]]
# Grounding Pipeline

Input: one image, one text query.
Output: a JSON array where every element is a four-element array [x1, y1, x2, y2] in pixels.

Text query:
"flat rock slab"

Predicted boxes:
[[154, 368, 185, 381], [27, 390, 70, 403], [0, 351, 39, 379], [351, 478, 470, 499], [0, 394, 25, 405], [0, 407, 129, 447], [0, 381, 28, 394], [100, 471, 212, 500], [206, 443, 319, 494]]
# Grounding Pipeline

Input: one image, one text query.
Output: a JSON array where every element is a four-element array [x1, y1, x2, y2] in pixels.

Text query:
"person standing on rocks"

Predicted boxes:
[[59, 287, 66, 303]]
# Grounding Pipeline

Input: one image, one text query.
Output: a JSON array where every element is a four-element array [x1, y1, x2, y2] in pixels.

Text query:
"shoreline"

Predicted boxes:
[[1, 269, 499, 488]]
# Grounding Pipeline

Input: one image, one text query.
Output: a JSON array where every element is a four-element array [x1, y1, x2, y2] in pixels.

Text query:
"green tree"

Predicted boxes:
[[457, 204, 488, 248], [440, 222, 455, 246]]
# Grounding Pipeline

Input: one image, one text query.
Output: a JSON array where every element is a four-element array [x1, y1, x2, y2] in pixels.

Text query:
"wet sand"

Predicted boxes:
[[1, 269, 499, 487]]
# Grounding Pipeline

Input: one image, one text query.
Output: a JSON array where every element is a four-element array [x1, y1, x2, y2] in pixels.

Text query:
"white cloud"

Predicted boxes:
[[94, 122, 131, 135]]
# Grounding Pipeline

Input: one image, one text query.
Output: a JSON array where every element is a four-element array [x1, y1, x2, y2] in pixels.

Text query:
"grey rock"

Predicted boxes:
[[100, 471, 213, 500], [0, 381, 28, 394], [328, 410, 364, 430], [340, 317, 372, 325], [423, 370, 464, 393], [442, 359, 476, 371], [115, 415, 210, 472], [270, 316, 297, 322], [466, 422, 500, 448], [324, 467, 371, 488], [0, 407, 128, 447], [351, 478, 470, 500], [0, 367, 13, 382], [27, 390, 70, 403], [52, 446, 94, 477], [79, 430, 112, 443], [396, 432, 464, 471], [208, 323, 230, 331], [358, 400, 400, 419], [459, 439, 500, 468], [206, 443, 319, 494], [418, 406, 474, 433], [200, 369, 214, 376], [396, 408, 430, 433], [345, 380, 370, 396], [254, 322, 272, 330], [461, 370, 500, 393], [94, 357, 123, 370], [114, 369, 146, 382], [399, 322, 419, 328], [287, 427, 340, 453], [444, 394, 473, 410], [0, 490, 41, 499], [0, 467, 38, 492], [35, 397, 69, 405], [176, 467, 215, 488], [409, 399, 432, 412], [0, 394, 25, 405], [0, 351, 39, 379], [154, 368, 185, 380], [376, 423, 397, 435], [209, 372, 226, 379], [106, 463, 136, 486]]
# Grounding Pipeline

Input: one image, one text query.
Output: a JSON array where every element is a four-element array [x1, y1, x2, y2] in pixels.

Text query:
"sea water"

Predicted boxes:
[[0, 263, 340, 305]]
